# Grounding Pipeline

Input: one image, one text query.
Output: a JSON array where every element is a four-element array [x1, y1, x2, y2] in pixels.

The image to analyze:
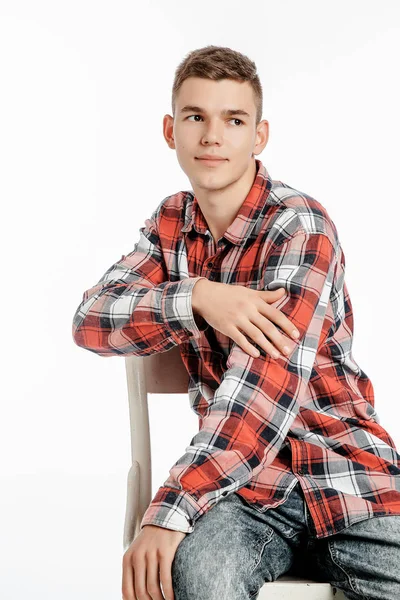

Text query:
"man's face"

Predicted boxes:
[[163, 77, 268, 192]]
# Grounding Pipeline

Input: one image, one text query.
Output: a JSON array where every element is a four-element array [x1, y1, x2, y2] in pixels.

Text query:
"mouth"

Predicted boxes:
[[195, 157, 227, 166]]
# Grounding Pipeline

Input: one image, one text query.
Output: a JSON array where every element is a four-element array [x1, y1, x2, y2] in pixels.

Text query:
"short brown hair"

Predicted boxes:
[[172, 45, 263, 126]]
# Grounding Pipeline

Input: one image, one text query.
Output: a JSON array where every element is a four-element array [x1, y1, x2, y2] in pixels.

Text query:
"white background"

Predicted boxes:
[[1, 1, 399, 598]]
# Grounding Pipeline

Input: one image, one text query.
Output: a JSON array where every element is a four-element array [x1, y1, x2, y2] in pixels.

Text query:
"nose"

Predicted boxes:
[[201, 118, 223, 145]]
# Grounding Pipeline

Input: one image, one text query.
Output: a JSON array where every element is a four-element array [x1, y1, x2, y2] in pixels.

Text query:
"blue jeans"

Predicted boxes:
[[171, 481, 400, 599]]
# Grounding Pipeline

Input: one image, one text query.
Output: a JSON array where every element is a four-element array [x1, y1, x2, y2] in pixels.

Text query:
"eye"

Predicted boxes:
[[186, 115, 244, 126], [229, 118, 244, 126]]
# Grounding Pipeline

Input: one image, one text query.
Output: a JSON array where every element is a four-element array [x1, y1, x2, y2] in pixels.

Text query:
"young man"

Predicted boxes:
[[72, 46, 400, 600]]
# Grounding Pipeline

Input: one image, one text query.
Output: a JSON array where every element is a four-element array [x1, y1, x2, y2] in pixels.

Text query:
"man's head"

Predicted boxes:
[[163, 45, 269, 194]]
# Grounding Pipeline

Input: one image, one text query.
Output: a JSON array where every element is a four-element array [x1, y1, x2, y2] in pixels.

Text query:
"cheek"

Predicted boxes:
[[175, 129, 197, 149], [228, 131, 252, 148]]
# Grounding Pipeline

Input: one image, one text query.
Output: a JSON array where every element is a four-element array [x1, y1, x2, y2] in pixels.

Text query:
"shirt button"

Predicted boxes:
[[222, 491, 228, 496], [298, 466, 308, 475], [207, 261, 213, 268]]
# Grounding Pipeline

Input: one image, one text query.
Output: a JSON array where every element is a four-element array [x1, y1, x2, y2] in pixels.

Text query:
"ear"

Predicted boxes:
[[163, 114, 175, 149], [253, 119, 269, 156]]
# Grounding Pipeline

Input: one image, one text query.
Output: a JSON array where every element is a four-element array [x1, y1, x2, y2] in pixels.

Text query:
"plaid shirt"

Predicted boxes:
[[72, 159, 400, 539]]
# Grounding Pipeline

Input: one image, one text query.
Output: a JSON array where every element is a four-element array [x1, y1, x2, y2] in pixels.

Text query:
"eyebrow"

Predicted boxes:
[[179, 105, 251, 119]]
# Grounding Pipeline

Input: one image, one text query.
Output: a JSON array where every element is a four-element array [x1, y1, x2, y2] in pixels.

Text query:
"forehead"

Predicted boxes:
[[176, 77, 255, 114]]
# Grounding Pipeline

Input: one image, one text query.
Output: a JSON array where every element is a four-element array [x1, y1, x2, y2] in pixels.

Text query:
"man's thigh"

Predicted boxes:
[[172, 485, 307, 600], [304, 514, 400, 600]]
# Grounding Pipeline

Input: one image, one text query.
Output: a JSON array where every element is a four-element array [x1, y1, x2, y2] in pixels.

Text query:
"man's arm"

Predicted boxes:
[[72, 203, 209, 356], [140, 231, 337, 533]]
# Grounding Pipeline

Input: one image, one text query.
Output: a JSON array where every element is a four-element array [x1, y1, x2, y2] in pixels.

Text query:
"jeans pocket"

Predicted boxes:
[[328, 539, 368, 599]]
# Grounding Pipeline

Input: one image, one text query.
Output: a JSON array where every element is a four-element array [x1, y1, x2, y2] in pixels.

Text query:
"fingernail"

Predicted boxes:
[[283, 346, 290, 355], [292, 330, 300, 338]]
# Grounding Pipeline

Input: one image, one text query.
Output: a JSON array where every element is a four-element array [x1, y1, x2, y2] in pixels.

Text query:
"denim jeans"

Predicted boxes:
[[171, 480, 400, 599]]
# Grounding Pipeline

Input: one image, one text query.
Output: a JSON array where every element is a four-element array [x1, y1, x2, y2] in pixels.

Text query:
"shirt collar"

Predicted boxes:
[[181, 158, 274, 246]]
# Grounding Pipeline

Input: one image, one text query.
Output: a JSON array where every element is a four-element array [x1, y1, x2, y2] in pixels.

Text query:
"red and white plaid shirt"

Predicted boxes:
[[72, 159, 400, 539]]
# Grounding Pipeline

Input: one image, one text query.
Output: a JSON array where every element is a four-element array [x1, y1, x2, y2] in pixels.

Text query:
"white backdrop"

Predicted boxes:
[[1, 1, 399, 598]]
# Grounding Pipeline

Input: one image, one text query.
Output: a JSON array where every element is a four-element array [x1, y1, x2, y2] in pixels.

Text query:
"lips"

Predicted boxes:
[[195, 157, 227, 165], [196, 157, 225, 161], [196, 158, 226, 168]]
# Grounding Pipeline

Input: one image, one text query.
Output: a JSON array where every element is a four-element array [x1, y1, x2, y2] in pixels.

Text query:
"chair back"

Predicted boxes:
[[123, 345, 188, 548]]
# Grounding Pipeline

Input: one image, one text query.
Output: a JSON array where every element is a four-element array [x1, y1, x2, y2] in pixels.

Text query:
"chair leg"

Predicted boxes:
[[123, 461, 140, 551]]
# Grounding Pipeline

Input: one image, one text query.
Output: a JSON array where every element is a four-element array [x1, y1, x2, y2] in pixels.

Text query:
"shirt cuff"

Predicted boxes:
[[160, 276, 209, 344], [140, 486, 202, 534]]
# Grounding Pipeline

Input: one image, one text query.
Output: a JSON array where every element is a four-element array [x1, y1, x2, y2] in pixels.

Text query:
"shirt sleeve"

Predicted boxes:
[[140, 231, 337, 533], [72, 208, 209, 357]]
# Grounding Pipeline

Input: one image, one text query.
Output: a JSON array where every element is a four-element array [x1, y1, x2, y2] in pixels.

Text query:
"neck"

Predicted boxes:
[[191, 159, 257, 244]]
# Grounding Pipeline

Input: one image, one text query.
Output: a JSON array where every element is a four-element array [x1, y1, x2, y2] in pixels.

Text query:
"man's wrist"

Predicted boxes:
[[191, 278, 210, 315]]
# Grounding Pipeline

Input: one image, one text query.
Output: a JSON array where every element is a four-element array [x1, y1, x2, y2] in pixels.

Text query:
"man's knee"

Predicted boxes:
[[171, 529, 252, 599]]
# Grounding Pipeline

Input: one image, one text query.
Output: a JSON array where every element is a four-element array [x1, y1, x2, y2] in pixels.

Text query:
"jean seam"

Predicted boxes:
[[284, 528, 303, 540], [249, 528, 275, 576], [328, 539, 368, 600]]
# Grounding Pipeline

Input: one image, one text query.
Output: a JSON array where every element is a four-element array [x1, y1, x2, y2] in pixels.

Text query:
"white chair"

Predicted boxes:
[[123, 345, 346, 599]]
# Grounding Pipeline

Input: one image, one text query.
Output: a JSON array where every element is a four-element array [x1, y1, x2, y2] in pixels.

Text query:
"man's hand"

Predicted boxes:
[[192, 280, 300, 359], [122, 524, 186, 600]]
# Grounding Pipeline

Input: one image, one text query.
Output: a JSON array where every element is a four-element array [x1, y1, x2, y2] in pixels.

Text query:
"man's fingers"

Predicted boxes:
[[262, 287, 286, 298], [133, 554, 147, 600], [146, 553, 165, 600], [240, 321, 284, 359], [230, 328, 263, 359], [159, 555, 175, 600], [121, 553, 135, 600], [259, 300, 300, 340]]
